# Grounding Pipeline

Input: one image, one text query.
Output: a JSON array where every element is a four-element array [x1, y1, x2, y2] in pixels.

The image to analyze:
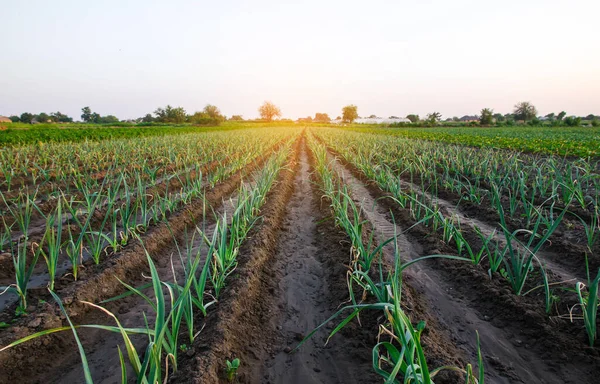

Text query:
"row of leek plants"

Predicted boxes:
[[0, 129, 288, 227], [307, 135, 484, 383], [0, 142, 292, 383], [0, 128, 288, 194]]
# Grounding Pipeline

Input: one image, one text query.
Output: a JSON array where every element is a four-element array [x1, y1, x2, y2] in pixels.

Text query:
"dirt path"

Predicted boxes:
[[171, 137, 379, 383], [259, 140, 378, 383], [326, 151, 593, 384]]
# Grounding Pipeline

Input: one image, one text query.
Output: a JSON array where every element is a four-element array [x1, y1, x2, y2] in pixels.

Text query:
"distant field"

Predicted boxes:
[[343, 125, 600, 157], [0, 124, 231, 146], [0, 121, 305, 146]]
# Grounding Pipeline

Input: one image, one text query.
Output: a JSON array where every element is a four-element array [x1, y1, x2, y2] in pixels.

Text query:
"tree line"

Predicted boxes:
[[6, 101, 283, 125], [5, 101, 598, 127], [333, 102, 599, 127], [8, 111, 74, 124]]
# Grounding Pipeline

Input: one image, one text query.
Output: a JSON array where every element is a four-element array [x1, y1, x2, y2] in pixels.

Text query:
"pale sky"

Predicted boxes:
[[1, 0, 599, 120]]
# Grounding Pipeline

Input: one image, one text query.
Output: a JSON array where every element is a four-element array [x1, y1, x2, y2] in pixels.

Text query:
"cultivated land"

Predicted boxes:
[[0, 125, 599, 383]]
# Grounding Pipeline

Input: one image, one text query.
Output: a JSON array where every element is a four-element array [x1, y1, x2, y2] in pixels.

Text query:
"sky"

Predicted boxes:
[[1, 0, 599, 121]]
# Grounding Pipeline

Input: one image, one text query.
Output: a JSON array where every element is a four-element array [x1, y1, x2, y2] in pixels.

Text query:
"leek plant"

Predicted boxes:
[[574, 206, 600, 253], [210, 215, 239, 298], [0, 193, 41, 308], [576, 269, 600, 346], [0, 219, 11, 250], [495, 191, 569, 295], [0, 236, 40, 310], [210, 146, 289, 297], [38, 198, 65, 291]]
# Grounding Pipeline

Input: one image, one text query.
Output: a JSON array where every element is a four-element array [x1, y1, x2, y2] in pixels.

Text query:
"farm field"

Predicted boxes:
[[347, 125, 600, 157], [0, 125, 599, 384]]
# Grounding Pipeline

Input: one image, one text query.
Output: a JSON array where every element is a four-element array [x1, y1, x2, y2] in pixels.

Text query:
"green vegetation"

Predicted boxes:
[[0, 124, 246, 146], [340, 125, 600, 157]]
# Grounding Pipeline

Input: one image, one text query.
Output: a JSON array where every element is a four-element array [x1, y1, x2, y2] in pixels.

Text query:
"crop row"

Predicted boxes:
[[306, 134, 484, 383], [312, 128, 600, 348], [0, 128, 291, 197]]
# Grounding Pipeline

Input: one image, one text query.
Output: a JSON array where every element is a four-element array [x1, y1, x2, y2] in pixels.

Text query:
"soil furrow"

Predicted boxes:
[[257, 139, 379, 383]]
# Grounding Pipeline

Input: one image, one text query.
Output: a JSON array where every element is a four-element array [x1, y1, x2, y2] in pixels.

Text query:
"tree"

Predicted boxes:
[[9, 115, 20, 123], [368, 114, 377, 119], [493, 113, 504, 122], [585, 114, 596, 121], [564, 116, 582, 127], [480, 108, 494, 125], [202, 104, 225, 122], [426, 112, 442, 124], [389, 116, 400, 119], [170, 107, 187, 123], [36, 113, 50, 123], [20, 113, 34, 123], [545, 113, 555, 121], [188, 104, 225, 124], [342, 105, 358, 123], [314, 113, 330, 123], [81, 106, 93, 122], [100, 115, 119, 124], [50, 111, 73, 123], [258, 101, 281, 122], [557, 111, 567, 121], [90, 112, 101, 123], [154, 105, 187, 123], [513, 101, 537, 121], [406, 114, 419, 123], [141, 114, 155, 123], [230, 115, 244, 121]]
